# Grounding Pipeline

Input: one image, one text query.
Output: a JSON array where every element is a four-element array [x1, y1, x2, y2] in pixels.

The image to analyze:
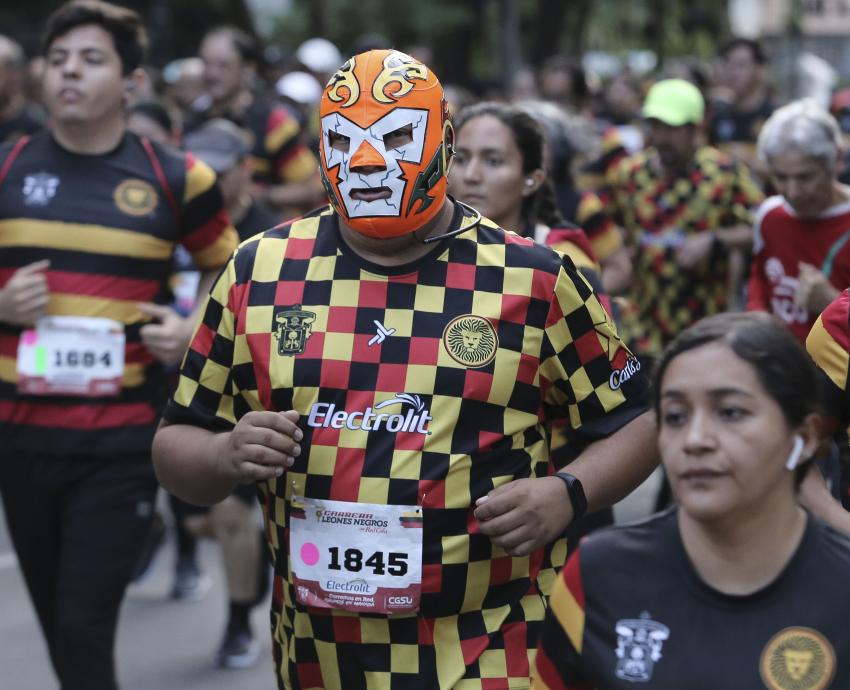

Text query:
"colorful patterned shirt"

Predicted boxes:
[[164, 203, 649, 689], [555, 186, 623, 263], [607, 146, 763, 355], [186, 97, 318, 187]]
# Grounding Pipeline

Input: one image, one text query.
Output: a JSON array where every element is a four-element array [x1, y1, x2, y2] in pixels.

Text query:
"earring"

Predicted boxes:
[[786, 435, 805, 471]]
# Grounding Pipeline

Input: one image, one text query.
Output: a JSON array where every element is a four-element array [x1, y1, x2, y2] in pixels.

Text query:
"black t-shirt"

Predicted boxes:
[[707, 97, 775, 146], [535, 508, 850, 689]]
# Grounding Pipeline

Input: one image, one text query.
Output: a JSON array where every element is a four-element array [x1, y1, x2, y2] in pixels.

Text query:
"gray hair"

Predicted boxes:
[[757, 98, 842, 168], [0, 35, 24, 70]]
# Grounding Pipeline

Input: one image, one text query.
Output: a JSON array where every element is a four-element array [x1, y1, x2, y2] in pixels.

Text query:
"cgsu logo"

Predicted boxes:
[[387, 596, 414, 606]]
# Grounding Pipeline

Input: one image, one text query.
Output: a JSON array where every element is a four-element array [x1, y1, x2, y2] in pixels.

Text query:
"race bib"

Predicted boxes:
[[17, 316, 125, 397], [289, 496, 423, 614]]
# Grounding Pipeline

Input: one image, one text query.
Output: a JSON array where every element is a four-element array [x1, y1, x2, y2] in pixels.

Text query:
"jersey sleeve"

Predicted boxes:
[[575, 190, 623, 262], [532, 549, 593, 690], [807, 290, 850, 427], [162, 254, 239, 431], [265, 107, 319, 184], [545, 225, 600, 273], [178, 154, 239, 271], [539, 257, 649, 447]]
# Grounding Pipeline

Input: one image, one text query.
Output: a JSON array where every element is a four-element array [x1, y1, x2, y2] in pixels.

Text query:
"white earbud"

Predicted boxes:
[[786, 435, 805, 471]]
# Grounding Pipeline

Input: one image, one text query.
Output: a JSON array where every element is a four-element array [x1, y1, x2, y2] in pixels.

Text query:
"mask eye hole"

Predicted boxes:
[[328, 130, 350, 153], [382, 124, 413, 150]]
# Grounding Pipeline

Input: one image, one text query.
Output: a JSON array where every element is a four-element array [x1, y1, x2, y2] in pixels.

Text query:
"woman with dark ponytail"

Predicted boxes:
[[449, 102, 603, 292]]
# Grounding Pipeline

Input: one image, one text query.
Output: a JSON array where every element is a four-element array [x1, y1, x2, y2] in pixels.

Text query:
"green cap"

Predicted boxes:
[[642, 79, 705, 126]]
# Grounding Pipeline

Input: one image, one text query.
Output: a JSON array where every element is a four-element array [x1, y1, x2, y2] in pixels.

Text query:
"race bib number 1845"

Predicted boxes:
[[289, 496, 423, 614]]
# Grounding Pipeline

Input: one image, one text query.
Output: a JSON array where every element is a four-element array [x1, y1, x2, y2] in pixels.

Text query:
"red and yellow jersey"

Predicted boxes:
[[0, 130, 237, 458], [807, 289, 850, 432], [247, 101, 318, 185], [748, 196, 850, 344], [186, 98, 318, 186], [165, 203, 649, 689], [576, 125, 630, 197], [607, 146, 763, 355], [556, 186, 623, 264], [538, 222, 600, 274]]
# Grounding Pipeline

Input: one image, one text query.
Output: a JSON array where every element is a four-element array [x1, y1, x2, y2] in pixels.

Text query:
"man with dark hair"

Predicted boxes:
[[0, 34, 44, 144], [0, 2, 237, 687], [187, 25, 323, 217], [605, 79, 763, 356], [708, 37, 776, 177]]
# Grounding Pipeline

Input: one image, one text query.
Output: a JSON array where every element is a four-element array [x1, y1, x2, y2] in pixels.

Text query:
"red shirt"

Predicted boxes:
[[747, 195, 850, 343]]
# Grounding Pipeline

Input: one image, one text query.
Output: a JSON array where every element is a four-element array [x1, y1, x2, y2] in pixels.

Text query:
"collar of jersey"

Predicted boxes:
[[331, 198, 476, 277]]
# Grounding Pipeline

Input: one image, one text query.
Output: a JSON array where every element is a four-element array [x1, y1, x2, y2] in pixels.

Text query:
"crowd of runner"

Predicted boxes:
[[3, 2, 850, 689]]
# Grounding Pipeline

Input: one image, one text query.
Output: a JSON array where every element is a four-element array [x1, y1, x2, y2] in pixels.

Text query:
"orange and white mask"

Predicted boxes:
[[319, 49, 453, 239]]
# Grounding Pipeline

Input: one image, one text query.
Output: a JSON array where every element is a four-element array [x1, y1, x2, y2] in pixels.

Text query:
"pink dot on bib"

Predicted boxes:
[[300, 542, 320, 566]]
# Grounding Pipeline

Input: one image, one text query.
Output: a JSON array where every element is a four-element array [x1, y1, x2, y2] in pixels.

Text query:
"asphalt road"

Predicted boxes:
[[0, 493, 277, 690]]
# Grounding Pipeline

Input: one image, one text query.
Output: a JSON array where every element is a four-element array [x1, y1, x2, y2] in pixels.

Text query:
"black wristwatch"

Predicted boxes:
[[554, 472, 587, 521]]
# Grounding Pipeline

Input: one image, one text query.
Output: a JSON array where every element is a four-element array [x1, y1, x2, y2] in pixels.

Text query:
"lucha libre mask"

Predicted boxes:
[[319, 49, 453, 239]]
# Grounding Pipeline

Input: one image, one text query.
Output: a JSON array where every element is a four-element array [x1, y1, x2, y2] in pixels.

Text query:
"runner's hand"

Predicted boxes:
[[138, 302, 195, 365], [674, 233, 714, 270], [217, 410, 302, 483], [0, 260, 50, 326], [474, 476, 573, 556], [795, 262, 838, 313]]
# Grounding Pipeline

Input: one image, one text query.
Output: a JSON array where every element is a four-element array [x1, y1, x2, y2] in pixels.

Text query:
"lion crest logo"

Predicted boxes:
[[442, 315, 498, 368], [760, 627, 836, 690]]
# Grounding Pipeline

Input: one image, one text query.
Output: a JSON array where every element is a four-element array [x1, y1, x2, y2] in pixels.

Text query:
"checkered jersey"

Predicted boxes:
[[607, 146, 762, 355], [164, 203, 649, 689]]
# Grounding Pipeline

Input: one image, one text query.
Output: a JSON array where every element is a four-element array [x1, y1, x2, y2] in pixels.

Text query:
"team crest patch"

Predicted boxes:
[[273, 304, 316, 356], [22, 173, 59, 206], [760, 627, 835, 690], [442, 315, 498, 368], [614, 613, 670, 682], [113, 179, 158, 216]]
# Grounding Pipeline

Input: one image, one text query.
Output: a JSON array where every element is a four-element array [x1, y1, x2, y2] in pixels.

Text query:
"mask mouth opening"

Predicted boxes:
[[349, 186, 392, 202]]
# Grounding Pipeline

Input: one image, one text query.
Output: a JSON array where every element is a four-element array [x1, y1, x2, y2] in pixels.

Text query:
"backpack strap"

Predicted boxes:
[[140, 136, 181, 224], [0, 135, 31, 190]]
